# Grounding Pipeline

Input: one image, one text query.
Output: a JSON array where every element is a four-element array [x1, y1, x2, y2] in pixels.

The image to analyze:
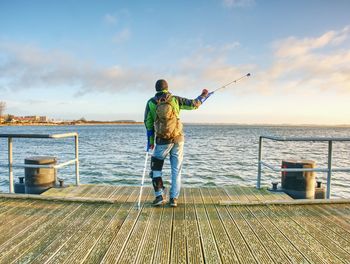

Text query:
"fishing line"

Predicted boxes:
[[213, 72, 251, 93]]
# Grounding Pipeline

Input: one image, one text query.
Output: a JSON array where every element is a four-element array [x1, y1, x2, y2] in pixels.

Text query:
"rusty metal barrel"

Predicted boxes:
[[281, 159, 316, 199], [24, 156, 57, 194]]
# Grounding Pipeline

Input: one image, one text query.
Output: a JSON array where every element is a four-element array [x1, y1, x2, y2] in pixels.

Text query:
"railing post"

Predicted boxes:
[[75, 135, 80, 186], [257, 136, 262, 189], [8, 137, 14, 193], [326, 140, 333, 199]]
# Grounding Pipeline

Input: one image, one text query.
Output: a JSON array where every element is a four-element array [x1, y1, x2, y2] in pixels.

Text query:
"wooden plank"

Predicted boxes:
[[302, 204, 350, 241], [264, 188, 292, 200], [87, 188, 150, 263], [109, 185, 129, 200], [223, 186, 242, 201], [170, 190, 187, 264], [42, 185, 78, 197], [25, 185, 112, 263], [240, 185, 269, 202], [229, 186, 249, 202], [246, 205, 308, 263], [244, 185, 290, 201], [0, 200, 35, 223], [306, 206, 350, 242], [64, 204, 120, 264], [191, 188, 221, 263], [49, 186, 131, 263], [264, 205, 335, 263], [241, 183, 307, 263], [111, 186, 132, 202], [66, 185, 95, 197], [8, 203, 92, 263], [77, 187, 136, 263], [322, 204, 350, 225], [42, 184, 92, 198], [106, 185, 121, 198], [274, 205, 345, 262], [84, 185, 106, 198], [35, 186, 129, 264], [0, 199, 21, 215], [201, 188, 240, 263], [76, 184, 96, 197], [284, 205, 350, 262], [3, 185, 350, 264], [0, 201, 80, 262], [238, 186, 261, 202], [182, 187, 204, 264], [117, 189, 156, 264], [236, 206, 293, 263], [42, 204, 112, 264], [224, 187, 274, 264], [134, 194, 165, 264], [230, 188, 307, 263], [0, 200, 64, 246], [96, 185, 116, 198], [0, 203, 67, 251], [211, 188, 256, 264], [149, 192, 173, 264], [310, 205, 350, 238]]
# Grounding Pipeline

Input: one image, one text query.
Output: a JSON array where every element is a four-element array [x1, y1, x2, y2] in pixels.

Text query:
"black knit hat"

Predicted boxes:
[[155, 79, 168, 91]]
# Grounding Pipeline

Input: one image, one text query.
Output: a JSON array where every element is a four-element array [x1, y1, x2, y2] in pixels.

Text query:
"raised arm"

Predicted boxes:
[[176, 89, 210, 110]]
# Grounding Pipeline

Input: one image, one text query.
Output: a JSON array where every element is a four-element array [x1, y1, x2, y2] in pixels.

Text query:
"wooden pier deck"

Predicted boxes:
[[0, 185, 350, 263]]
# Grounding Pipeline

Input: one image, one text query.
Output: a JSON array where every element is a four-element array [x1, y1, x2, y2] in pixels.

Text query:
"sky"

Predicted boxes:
[[0, 0, 350, 124]]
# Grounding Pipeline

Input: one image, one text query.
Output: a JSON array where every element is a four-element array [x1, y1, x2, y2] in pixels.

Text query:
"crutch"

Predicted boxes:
[[137, 149, 150, 210]]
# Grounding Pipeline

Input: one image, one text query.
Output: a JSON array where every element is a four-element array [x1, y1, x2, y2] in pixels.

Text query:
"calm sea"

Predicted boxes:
[[1, 124, 349, 198]]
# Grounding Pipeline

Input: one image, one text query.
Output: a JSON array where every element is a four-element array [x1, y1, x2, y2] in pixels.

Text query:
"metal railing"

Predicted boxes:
[[257, 135, 350, 199], [0, 133, 79, 193]]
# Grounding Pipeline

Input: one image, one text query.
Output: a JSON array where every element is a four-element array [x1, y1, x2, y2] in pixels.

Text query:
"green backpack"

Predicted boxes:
[[154, 94, 183, 140]]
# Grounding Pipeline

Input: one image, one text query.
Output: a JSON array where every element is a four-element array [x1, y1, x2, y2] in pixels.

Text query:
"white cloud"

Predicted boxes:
[[260, 25, 350, 94], [112, 28, 131, 43], [1, 25, 349, 99], [170, 25, 350, 96], [223, 0, 255, 8], [0, 41, 153, 95], [104, 14, 118, 25], [103, 9, 130, 26], [274, 26, 350, 58], [222, 41, 241, 51]]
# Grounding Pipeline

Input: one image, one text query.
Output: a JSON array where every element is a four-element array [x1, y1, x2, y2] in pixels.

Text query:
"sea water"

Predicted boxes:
[[0, 124, 349, 198]]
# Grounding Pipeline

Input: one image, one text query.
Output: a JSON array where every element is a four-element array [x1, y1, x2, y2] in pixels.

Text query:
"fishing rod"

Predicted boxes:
[[202, 72, 251, 102], [213, 72, 251, 93]]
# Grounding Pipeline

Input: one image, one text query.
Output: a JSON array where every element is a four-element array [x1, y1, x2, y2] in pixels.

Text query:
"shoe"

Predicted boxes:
[[170, 198, 178, 207], [152, 195, 165, 206]]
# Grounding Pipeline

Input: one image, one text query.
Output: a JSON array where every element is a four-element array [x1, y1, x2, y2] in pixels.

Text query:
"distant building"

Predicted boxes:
[[14, 116, 33, 122], [1, 115, 49, 123], [9, 115, 48, 123], [39, 116, 48, 122], [25, 116, 40, 121]]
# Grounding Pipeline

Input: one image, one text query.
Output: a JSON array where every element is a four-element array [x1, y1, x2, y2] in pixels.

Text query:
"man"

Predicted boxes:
[[144, 79, 210, 207]]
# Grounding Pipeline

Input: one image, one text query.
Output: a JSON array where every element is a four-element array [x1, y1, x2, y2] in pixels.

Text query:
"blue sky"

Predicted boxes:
[[1, 0, 350, 124]]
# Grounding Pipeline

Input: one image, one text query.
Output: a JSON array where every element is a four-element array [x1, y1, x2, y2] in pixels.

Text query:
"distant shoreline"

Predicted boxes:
[[0, 121, 143, 126], [1, 122, 349, 128]]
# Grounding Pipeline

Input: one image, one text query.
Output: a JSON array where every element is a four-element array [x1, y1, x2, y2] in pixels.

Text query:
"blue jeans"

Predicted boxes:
[[151, 142, 184, 199]]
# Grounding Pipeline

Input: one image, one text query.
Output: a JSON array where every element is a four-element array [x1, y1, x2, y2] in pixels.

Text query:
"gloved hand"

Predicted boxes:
[[147, 130, 154, 151], [147, 143, 154, 151], [201, 89, 209, 97], [197, 89, 213, 103]]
